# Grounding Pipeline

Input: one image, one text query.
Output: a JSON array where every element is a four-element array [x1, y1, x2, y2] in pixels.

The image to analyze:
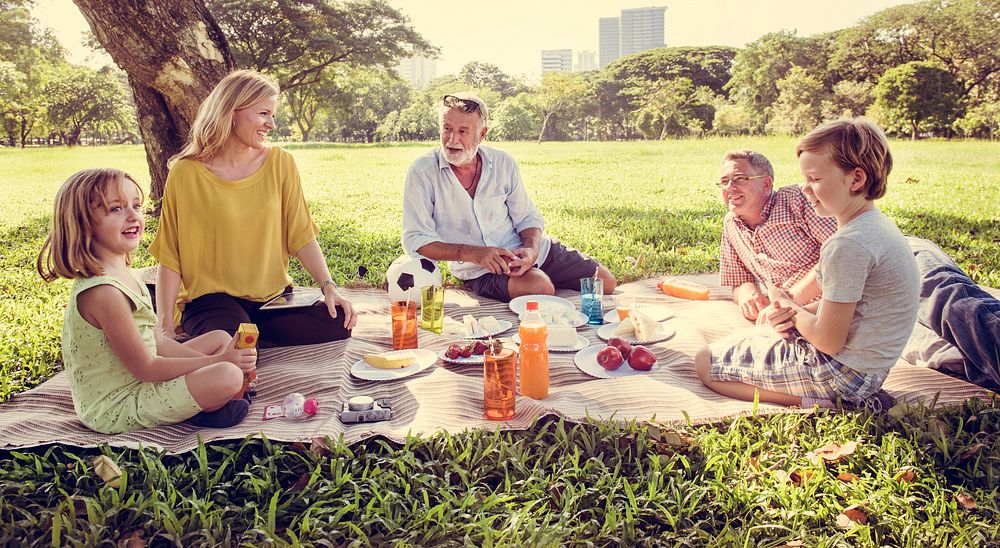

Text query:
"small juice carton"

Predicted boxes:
[[234, 323, 258, 399]]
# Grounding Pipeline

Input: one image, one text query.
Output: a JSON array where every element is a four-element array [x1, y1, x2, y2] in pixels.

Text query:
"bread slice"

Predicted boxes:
[[629, 309, 661, 341], [614, 317, 635, 336], [478, 315, 501, 334], [547, 325, 578, 347], [462, 314, 479, 337]]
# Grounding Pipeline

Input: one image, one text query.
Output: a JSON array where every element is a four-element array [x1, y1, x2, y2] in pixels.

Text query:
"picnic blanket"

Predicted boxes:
[[0, 274, 992, 454]]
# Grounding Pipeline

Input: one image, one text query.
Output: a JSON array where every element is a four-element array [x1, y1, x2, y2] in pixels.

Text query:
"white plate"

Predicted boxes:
[[519, 310, 589, 328], [508, 294, 575, 315], [511, 332, 589, 352], [574, 344, 658, 379], [596, 321, 676, 345], [602, 304, 674, 324], [463, 320, 514, 339], [351, 348, 437, 381], [437, 340, 488, 365]]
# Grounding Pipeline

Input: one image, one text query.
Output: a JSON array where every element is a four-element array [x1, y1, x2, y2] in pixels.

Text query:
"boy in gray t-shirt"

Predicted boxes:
[[695, 118, 920, 408]]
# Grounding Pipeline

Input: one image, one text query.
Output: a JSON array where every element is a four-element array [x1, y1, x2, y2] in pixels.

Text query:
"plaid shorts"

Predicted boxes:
[[708, 329, 888, 404]]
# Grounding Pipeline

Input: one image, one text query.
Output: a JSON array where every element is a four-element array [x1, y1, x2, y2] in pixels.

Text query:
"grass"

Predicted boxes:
[[1, 139, 998, 544]]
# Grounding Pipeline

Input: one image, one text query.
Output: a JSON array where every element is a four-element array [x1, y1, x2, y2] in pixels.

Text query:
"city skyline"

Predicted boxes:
[[35, 0, 916, 83]]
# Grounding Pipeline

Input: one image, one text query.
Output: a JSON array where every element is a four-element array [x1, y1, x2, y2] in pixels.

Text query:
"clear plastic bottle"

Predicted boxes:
[[263, 393, 319, 420], [518, 300, 549, 399]]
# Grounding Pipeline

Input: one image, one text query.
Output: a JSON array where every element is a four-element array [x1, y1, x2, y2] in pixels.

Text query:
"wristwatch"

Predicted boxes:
[[319, 279, 336, 291]]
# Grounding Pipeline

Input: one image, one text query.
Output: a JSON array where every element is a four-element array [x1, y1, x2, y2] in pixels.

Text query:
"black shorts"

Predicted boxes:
[[464, 239, 600, 302], [180, 287, 352, 348]]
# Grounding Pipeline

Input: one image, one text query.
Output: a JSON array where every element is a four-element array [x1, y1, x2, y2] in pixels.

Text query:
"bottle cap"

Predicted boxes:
[[303, 398, 319, 415], [526, 300, 539, 311], [347, 395, 374, 411]]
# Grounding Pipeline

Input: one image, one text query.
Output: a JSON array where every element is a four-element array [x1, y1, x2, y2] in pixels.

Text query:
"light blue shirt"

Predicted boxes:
[[402, 145, 550, 280]]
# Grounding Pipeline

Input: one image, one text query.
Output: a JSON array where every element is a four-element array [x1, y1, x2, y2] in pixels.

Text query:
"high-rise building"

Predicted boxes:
[[620, 6, 666, 57], [541, 49, 573, 73], [575, 50, 598, 72], [599, 7, 667, 68], [396, 55, 437, 89], [599, 17, 620, 69]]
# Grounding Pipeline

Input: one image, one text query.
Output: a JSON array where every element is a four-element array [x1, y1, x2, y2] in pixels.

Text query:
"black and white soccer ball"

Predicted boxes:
[[386, 254, 442, 303]]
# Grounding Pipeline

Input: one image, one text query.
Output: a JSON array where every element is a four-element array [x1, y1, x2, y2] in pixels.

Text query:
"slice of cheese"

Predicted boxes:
[[547, 325, 578, 347], [629, 309, 661, 341], [478, 315, 501, 334], [462, 314, 479, 337], [614, 317, 635, 336]]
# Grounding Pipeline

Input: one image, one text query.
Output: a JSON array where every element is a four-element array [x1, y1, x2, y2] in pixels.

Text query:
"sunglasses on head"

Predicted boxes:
[[443, 95, 481, 113]]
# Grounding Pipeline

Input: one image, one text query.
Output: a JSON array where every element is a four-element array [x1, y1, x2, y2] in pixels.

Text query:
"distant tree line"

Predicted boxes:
[[2, 0, 997, 154]]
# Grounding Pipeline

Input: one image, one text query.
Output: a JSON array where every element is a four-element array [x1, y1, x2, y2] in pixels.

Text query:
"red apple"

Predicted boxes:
[[627, 345, 656, 371], [596, 346, 624, 370], [607, 336, 633, 360]]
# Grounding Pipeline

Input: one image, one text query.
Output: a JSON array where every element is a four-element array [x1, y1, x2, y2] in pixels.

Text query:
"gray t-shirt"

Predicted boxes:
[[817, 209, 920, 373]]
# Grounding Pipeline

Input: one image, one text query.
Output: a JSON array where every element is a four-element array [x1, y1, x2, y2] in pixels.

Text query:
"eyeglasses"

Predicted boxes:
[[716, 174, 767, 189], [443, 95, 482, 114]]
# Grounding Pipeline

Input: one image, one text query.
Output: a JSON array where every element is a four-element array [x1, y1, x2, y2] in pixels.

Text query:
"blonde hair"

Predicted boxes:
[[37, 169, 144, 282], [169, 69, 279, 166], [796, 117, 893, 200]]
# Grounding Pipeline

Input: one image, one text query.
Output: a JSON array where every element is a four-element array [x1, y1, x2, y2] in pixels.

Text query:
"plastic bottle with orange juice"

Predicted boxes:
[[656, 278, 710, 300], [518, 300, 549, 399], [234, 323, 258, 400]]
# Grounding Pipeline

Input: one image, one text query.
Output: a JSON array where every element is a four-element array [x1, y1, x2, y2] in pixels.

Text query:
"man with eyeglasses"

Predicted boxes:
[[718, 149, 999, 390], [401, 92, 616, 302], [718, 149, 836, 321]]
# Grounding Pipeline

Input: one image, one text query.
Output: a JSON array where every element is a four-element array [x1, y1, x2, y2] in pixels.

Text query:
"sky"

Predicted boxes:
[[33, 0, 916, 80]]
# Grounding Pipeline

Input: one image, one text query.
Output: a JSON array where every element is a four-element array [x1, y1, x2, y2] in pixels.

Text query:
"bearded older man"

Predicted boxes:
[[717, 149, 999, 390], [401, 92, 615, 302]]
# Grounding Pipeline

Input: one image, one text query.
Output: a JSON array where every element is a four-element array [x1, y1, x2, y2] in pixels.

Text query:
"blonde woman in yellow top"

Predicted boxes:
[[150, 70, 356, 347]]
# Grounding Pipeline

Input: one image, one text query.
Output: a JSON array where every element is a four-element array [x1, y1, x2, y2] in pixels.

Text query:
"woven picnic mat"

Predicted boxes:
[[0, 275, 991, 454]]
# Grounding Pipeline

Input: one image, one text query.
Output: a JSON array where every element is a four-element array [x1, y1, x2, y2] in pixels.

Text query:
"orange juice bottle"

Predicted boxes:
[[656, 278, 710, 300], [518, 301, 549, 399]]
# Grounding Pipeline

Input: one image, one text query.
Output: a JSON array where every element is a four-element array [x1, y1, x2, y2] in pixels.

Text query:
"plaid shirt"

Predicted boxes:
[[720, 185, 837, 291]]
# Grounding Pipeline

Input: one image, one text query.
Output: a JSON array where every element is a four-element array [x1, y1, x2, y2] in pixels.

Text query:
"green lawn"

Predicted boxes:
[[1, 139, 998, 544]]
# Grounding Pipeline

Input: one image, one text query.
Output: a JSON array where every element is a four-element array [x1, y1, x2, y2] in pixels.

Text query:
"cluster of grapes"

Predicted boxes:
[[445, 340, 498, 359]]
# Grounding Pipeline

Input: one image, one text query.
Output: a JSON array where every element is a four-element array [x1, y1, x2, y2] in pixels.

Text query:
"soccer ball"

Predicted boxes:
[[386, 254, 442, 303]]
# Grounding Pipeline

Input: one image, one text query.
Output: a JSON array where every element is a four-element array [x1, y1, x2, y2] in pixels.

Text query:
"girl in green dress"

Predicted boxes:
[[37, 168, 257, 434]]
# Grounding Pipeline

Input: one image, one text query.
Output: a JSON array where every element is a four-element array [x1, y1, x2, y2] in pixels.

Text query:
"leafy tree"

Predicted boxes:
[[533, 72, 589, 143], [712, 102, 752, 136], [490, 92, 539, 141], [209, 0, 436, 91], [831, 0, 1000, 103], [628, 77, 715, 139], [725, 31, 830, 132], [766, 66, 826, 135], [954, 99, 1000, 139], [821, 80, 874, 120], [321, 68, 411, 142], [458, 62, 524, 98], [874, 61, 964, 139], [43, 65, 131, 145]]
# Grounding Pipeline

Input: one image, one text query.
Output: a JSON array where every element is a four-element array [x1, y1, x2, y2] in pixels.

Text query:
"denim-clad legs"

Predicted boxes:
[[908, 237, 1000, 389]]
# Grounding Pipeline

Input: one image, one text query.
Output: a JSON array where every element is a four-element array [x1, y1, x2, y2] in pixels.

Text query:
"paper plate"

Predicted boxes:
[[602, 304, 674, 324], [574, 344, 659, 379], [437, 340, 487, 365], [596, 321, 676, 345], [511, 332, 589, 352], [508, 294, 575, 315], [351, 348, 437, 381]]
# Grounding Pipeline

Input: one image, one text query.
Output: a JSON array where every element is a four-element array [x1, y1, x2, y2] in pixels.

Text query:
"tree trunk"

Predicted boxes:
[[72, 0, 234, 202], [537, 113, 552, 144], [911, 120, 918, 141]]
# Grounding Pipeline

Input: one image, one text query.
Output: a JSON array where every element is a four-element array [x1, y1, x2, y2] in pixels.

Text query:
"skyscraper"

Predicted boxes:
[[620, 7, 667, 57], [541, 49, 573, 73], [599, 17, 620, 69], [396, 56, 437, 89], [575, 50, 598, 72], [599, 6, 667, 68]]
